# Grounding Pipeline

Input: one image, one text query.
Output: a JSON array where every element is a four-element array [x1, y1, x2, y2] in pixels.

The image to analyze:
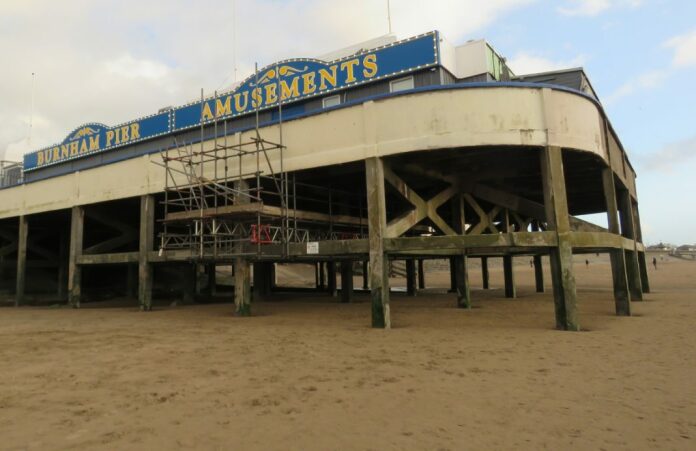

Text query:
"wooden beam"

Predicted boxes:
[[417, 259, 425, 289], [77, 251, 139, 265], [15, 216, 28, 306], [481, 256, 489, 289], [618, 190, 643, 302], [541, 146, 579, 331], [454, 255, 471, 308], [327, 261, 337, 297], [366, 157, 390, 328], [234, 179, 251, 316], [340, 261, 353, 303], [503, 255, 516, 299], [139, 195, 155, 311], [602, 167, 631, 315], [406, 259, 416, 296], [68, 207, 84, 308]]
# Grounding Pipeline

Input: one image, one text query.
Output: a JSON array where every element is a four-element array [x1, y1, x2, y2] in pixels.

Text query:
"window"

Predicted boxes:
[[389, 76, 414, 93], [322, 95, 341, 108]]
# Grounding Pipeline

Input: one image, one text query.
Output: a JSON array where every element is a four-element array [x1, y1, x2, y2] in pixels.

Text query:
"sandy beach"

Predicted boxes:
[[1, 255, 695, 450]]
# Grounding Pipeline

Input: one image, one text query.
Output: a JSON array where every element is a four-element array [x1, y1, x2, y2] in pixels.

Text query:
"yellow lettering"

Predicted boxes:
[[340, 59, 360, 83], [302, 72, 316, 94], [120, 126, 129, 143], [234, 91, 249, 112], [318, 65, 338, 90], [45, 150, 52, 163], [201, 102, 214, 121], [215, 97, 231, 117], [60, 144, 69, 159], [37, 151, 44, 166], [67, 143, 77, 156], [52, 147, 59, 161], [251, 87, 263, 108], [79, 140, 88, 153], [362, 54, 378, 78], [280, 77, 300, 100], [70, 142, 79, 155], [106, 130, 115, 147], [264, 83, 278, 105], [130, 123, 140, 140], [89, 135, 100, 151]]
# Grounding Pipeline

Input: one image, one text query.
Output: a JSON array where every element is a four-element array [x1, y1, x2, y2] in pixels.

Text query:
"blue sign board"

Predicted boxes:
[[24, 31, 439, 171]]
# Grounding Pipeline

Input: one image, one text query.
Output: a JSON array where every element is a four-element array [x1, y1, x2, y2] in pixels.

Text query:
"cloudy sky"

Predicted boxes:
[[0, 0, 694, 244]]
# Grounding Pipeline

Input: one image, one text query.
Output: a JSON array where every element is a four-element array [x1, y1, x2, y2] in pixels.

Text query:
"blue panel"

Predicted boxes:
[[23, 31, 439, 172]]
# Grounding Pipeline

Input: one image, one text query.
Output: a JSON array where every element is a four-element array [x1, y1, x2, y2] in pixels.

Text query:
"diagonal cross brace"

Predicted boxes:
[[383, 164, 457, 237]]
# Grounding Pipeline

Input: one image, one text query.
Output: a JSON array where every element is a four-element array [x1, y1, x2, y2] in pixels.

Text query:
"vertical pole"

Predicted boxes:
[[208, 263, 217, 296], [481, 256, 489, 289], [531, 222, 544, 293], [57, 227, 68, 300], [533, 255, 544, 293], [405, 259, 416, 296], [327, 261, 337, 297], [139, 195, 154, 311], [234, 179, 251, 316], [448, 257, 456, 292], [503, 256, 516, 298], [319, 261, 325, 290], [454, 254, 471, 308], [602, 167, 631, 315], [362, 260, 369, 290], [68, 207, 84, 308], [633, 204, 650, 293], [365, 157, 390, 328], [417, 259, 425, 289], [15, 215, 28, 306], [253, 262, 264, 300], [181, 264, 195, 304], [541, 146, 579, 331], [618, 190, 643, 301], [234, 257, 251, 316], [314, 262, 319, 288], [340, 261, 353, 303], [126, 264, 137, 299]]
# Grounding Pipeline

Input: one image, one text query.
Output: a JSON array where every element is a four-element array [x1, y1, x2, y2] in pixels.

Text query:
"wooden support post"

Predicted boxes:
[[618, 190, 643, 302], [234, 257, 251, 316], [454, 255, 471, 308], [533, 255, 544, 293], [208, 263, 217, 296], [503, 255, 516, 298], [417, 259, 425, 289], [68, 207, 84, 308], [366, 157, 390, 328], [314, 262, 320, 288], [638, 252, 650, 294], [253, 262, 265, 300], [57, 228, 68, 300], [181, 264, 195, 304], [362, 260, 368, 290], [340, 261, 353, 303], [15, 215, 28, 306], [448, 257, 456, 292], [327, 261, 337, 297], [126, 264, 137, 299], [541, 146, 579, 331], [138, 195, 154, 311], [481, 256, 489, 289], [633, 205, 650, 293], [602, 168, 631, 315], [318, 261, 325, 290], [406, 259, 416, 296]]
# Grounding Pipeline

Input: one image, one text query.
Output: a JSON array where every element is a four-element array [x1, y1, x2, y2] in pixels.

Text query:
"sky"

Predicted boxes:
[[0, 0, 694, 244]]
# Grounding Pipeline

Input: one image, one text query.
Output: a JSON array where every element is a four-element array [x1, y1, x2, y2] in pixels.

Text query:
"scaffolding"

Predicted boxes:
[[157, 66, 369, 261]]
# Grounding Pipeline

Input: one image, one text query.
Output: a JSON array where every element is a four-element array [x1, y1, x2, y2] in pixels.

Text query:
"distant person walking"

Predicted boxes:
[[585, 259, 589, 268], [653, 257, 657, 270]]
